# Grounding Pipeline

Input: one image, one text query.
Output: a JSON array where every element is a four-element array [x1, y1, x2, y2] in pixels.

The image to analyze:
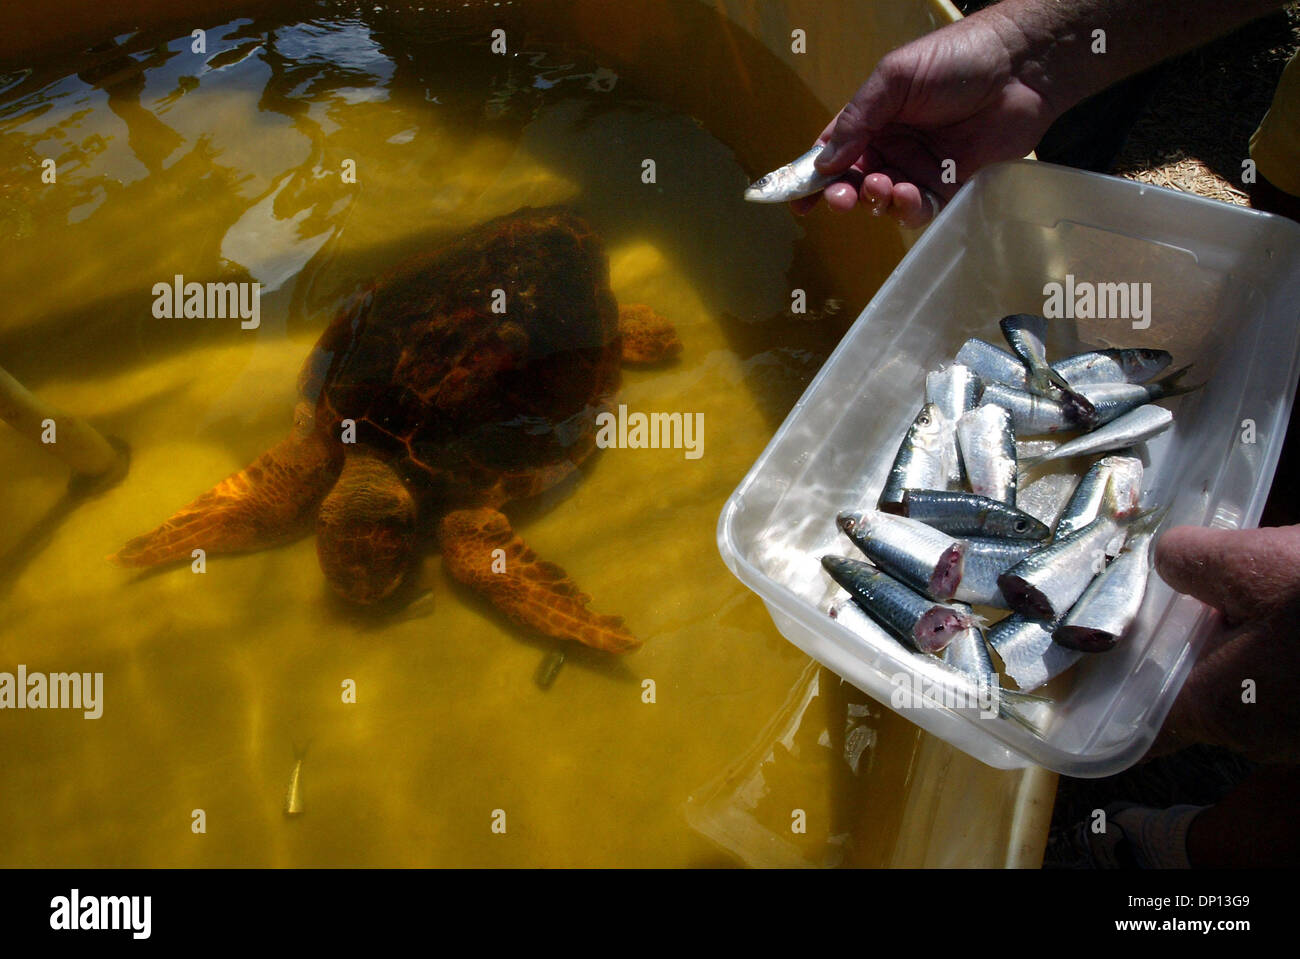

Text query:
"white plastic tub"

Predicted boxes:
[[718, 159, 1300, 777]]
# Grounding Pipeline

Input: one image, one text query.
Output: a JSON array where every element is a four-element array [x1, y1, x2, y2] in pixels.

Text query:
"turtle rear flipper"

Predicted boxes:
[[111, 406, 342, 568], [439, 507, 641, 653]]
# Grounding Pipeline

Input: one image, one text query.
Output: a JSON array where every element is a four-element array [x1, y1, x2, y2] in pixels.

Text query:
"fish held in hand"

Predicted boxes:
[[957, 404, 1017, 505], [900, 489, 1050, 540], [878, 403, 955, 513], [838, 509, 965, 601], [821, 555, 975, 654], [743, 145, 853, 203]]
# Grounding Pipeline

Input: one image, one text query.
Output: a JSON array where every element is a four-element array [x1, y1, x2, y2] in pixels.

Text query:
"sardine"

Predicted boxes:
[[1021, 405, 1173, 468], [998, 313, 1097, 425], [941, 622, 999, 690], [926, 364, 981, 484], [838, 510, 965, 601], [878, 403, 955, 513], [987, 613, 1081, 692], [941, 624, 1046, 732], [953, 537, 1038, 608], [956, 404, 1017, 505], [956, 338, 1028, 389], [979, 382, 1079, 435], [821, 555, 975, 654], [1054, 455, 1143, 541], [743, 145, 853, 203], [1076, 366, 1198, 425], [1052, 348, 1174, 387], [284, 745, 307, 817], [535, 648, 566, 689], [1053, 513, 1163, 651], [997, 478, 1138, 621], [900, 489, 1050, 540]]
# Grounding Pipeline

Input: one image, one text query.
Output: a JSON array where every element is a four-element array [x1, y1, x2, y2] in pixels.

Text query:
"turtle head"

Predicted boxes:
[[316, 450, 418, 604]]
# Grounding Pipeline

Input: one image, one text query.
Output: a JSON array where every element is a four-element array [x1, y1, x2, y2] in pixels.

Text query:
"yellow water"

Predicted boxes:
[[0, 0, 1007, 867]]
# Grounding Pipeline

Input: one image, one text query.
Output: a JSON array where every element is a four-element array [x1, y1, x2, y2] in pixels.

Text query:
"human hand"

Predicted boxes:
[[792, 7, 1060, 227], [1148, 524, 1300, 763]]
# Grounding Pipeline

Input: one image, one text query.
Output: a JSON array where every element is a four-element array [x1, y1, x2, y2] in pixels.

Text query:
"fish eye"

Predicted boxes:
[[1014, 519, 1028, 532], [755, 175, 770, 187]]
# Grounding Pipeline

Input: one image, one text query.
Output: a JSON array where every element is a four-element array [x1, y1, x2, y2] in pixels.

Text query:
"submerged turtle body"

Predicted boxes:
[[113, 207, 680, 652]]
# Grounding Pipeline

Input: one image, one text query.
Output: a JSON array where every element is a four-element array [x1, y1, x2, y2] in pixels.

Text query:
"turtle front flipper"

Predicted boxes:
[[440, 507, 640, 653], [112, 404, 342, 568], [618, 304, 680, 366]]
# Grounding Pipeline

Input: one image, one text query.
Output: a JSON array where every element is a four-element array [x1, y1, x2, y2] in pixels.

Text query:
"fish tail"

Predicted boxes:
[[1151, 364, 1203, 398], [1018, 450, 1052, 470], [999, 700, 1046, 736], [1126, 504, 1169, 535], [1002, 688, 1054, 706]]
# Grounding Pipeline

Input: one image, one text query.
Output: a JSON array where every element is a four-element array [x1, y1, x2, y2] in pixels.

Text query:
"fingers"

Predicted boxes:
[[1155, 524, 1300, 625], [814, 56, 908, 175]]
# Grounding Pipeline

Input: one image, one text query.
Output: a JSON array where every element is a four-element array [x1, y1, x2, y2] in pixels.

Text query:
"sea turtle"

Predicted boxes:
[[112, 207, 679, 653]]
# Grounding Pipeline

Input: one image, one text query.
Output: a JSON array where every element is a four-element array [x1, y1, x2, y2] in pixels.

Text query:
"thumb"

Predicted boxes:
[[815, 53, 910, 174], [1155, 524, 1300, 625]]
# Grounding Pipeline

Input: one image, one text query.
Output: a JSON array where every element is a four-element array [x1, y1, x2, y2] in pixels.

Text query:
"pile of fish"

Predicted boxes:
[[823, 314, 1194, 715]]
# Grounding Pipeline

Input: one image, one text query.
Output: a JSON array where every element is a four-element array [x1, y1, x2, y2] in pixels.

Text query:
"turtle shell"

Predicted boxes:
[[298, 207, 621, 509]]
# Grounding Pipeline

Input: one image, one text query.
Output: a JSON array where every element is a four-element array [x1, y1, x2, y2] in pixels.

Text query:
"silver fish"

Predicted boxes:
[[829, 595, 1037, 728], [957, 404, 1017, 505], [1053, 514, 1162, 651], [743, 144, 853, 203], [940, 624, 1045, 732], [284, 746, 307, 817], [1076, 366, 1197, 425], [879, 403, 955, 512], [900, 489, 1050, 540], [987, 613, 1081, 692], [926, 364, 981, 484], [1021, 405, 1173, 468], [941, 622, 999, 690], [1051, 348, 1174, 387], [979, 382, 1079, 435], [997, 477, 1137, 621], [838, 510, 965, 601], [953, 537, 1038, 608], [1054, 455, 1144, 541], [999, 314, 1097, 425], [822, 555, 975, 654], [956, 338, 1028, 389]]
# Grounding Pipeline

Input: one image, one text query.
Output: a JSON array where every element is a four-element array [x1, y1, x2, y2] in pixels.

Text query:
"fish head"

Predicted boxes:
[[986, 508, 1051, 540], [744, 168, 795, 203], [1123, 348, 1174, 379], [836, 510, 868, 537], [913, 403, 950, 444]]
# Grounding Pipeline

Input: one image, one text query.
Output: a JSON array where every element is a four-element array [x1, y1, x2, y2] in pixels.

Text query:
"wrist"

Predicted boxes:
[[975, 0, 1105, 118]]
